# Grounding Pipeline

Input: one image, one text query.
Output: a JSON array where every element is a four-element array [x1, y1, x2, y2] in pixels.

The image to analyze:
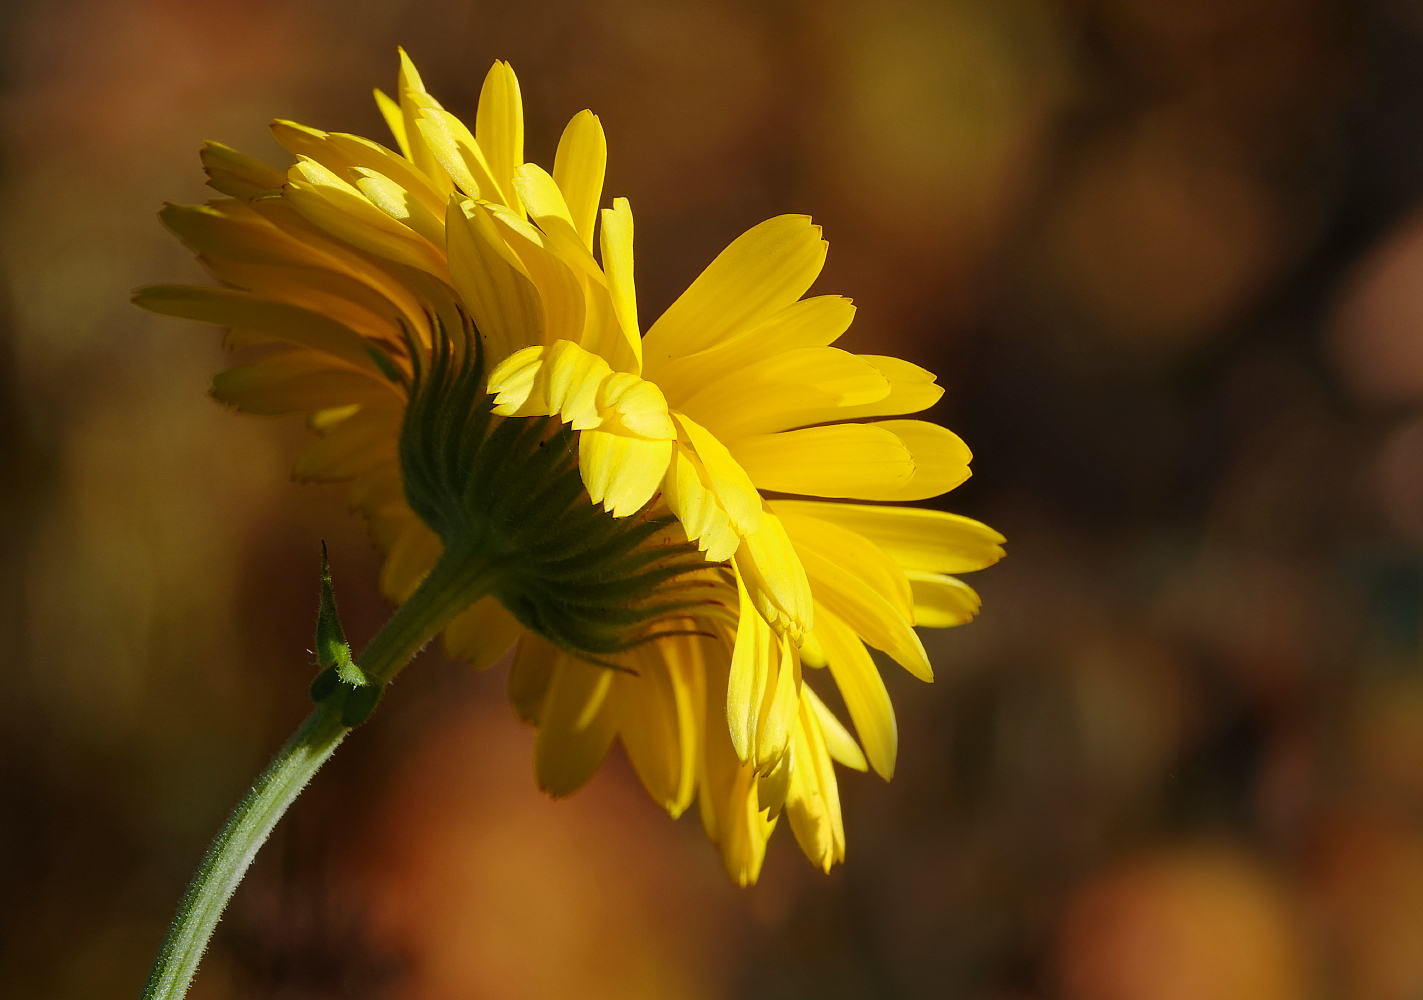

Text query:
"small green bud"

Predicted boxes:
[[315, 542, 365, 687]]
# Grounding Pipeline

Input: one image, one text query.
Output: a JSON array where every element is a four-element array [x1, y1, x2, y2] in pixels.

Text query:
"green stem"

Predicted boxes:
[[140, 548, 497, 1000]]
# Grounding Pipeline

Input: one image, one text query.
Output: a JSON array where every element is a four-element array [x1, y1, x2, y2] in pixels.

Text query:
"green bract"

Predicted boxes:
[[397, 317, 712, 663]]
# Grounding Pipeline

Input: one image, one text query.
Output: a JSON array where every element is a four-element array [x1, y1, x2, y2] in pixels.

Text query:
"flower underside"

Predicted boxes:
[[399, 313, 715, 663]]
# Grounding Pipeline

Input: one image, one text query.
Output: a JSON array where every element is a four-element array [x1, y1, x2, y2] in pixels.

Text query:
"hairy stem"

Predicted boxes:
[[140, 549, 496, 1000]]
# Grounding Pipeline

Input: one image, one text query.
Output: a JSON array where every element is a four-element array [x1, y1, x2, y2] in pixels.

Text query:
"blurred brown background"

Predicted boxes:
[[4, 0, 1423, 997]]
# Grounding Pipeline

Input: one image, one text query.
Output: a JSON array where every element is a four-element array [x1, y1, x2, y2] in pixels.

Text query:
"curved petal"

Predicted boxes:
[[772, 501, 1005, 575], [815, 606, 898, 780], [534, 655, 618, 797], [908, 572, 982, 627], [443, 596, 524, 669], [642, 215, 827, 372], [729, 424, 914, 499]]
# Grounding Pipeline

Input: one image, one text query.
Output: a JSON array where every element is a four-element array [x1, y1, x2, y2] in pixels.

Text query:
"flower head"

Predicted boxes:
[[136, 51, 1004, 884]]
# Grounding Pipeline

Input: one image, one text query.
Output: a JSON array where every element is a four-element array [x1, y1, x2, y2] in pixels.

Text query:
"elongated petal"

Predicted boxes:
[[785, 696, 846, 871], [200, 141, 285, 198], [727, 574, 772, 763], [414, 107, 502, 201], [210, 349, 396, 414], [396, 48, 455, 197], [443, 596, 523, 669], [617, 634, 703, 817], [776, 505, 914, 622], [285, 159, 448, 278], [908, 572, 982, 627], [487, 204, 586, 345], [815, 606, 897, 779], [599, 198, 642, 372], [446, 198, 544, 364], [734, 509, 813, 638], [373, 87, 409, 157], [351, 168, 445, 245], [799, 544, 931, 681], [515, 163, 601, 280], [553, 110, 607, 250], [643, 215, 828, 371], [743, 354, 945, 432], [535, 655, 618, 797], [508, 632, 558, 724], [869, 420, 973, 501], [654, 295, 855, 406], [579, 430, 672, 516], [662, 442, 740, 562], [380, 516, 442, 602], [134, 285, 380, 372], [293, 404, 401, 481], [673, 413, 762, 536], [476, 60, 525, 213], [677, 347, 890, 440], [773, 501, 1006, 574], [802, 683, 868, 771], [729, 423, 914, 499]]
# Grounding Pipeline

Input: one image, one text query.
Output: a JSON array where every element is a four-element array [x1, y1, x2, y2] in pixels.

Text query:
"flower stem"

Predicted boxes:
[[140, 548, 497, 1000]]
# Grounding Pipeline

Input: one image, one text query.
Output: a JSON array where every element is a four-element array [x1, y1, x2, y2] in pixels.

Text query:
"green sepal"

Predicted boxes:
[[398, 315, 716, 662], [309, 665, 341, 703], [338, 681, 385, 727]]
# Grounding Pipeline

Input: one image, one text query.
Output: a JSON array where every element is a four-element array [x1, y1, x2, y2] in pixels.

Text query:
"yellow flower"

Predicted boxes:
[[135, 51, 1004, 885]]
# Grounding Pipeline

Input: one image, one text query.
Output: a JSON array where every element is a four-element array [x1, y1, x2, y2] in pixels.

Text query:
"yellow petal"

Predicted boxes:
[[677, 346, 890, 440], [285, 159, 449, 279], [729, 423, 914, 499], [616, 633, 703, 817], [726, 574, 772, 763], [799, 544, 931, 681], [293, 404, 400, 482], [373, 87, 410, 158], [869, 420, 974, 501], [756, 631, 800, 773], [907, 572, 982, 627], [487, 204, 586, 345], [133, 285, 380, 373], [579, 430, 672, 517], [742, 354, 945, 431], [642, 215, 828, 371], [350, 167, 445, 245], [508, 632, 559, 724], [661, 442, 740, 563], [802, 683, 868, 772], [396, 48, 455, 197], [785, 697, 846, 871], [653, 294, 855, 406], [326, 131, 446, 215], [199, 141, 285, 198], [443, 596, 523, 669], [475, 60, 525, 214], [815, 606, 897, 779], [771, 501, 1005, 574], [514, 164, 605, 286], [673, 413, 762, 536], [534, 656, 618, 797], [446, 198, 544, 365], [776, 505, 914, 622], [599, 198, 642, 372], [380, 516, 442, 603], [733, 509, 813, 638], [414, 107, 502, 201], [553, 110, 607, 251], [210, 350, 396, 415], [698, 638, 779, 885]]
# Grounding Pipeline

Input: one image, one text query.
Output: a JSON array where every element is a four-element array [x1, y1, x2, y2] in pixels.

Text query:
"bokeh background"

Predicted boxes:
[[5, 0, 1423, 997]]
